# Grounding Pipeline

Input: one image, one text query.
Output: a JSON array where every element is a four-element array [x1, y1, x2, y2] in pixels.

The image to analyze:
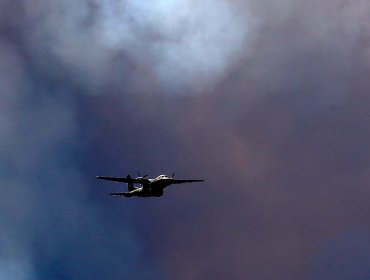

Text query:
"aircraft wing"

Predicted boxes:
[[170, 179, 204, 185], [96, 176, 145, 184]]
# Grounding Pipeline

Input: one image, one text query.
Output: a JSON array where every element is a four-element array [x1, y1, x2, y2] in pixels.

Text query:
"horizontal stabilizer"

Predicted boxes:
[[109, 192, 133, 197]]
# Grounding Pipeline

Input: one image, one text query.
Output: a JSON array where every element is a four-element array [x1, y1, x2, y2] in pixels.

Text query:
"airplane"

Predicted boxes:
[[96, 173, 204, 197]]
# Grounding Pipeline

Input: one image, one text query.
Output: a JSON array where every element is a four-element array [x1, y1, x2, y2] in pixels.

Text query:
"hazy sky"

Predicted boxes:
[[1, 0, 370, 279]]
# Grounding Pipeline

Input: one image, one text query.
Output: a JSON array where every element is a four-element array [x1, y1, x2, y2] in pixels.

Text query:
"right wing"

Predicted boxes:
[[96, 176, 145, 184], [170, 179, 204, 184]]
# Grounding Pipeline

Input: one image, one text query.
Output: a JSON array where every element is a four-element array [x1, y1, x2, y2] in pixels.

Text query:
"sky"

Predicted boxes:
[[1, 0, 370, 279]]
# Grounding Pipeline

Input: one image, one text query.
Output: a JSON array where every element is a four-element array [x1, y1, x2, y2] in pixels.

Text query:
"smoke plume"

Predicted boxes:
[[1, 0, 370, 279]]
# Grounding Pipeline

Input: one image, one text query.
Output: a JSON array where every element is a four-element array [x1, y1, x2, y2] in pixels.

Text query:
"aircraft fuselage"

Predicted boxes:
[[128, 177, 173, 197]]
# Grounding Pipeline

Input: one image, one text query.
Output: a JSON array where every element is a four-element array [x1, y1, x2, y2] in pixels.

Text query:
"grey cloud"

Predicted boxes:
[[24, 0, 252, 94], [0, 2, 157, 279]]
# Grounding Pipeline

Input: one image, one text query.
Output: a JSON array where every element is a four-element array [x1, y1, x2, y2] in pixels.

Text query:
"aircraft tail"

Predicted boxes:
[[127, 174, 135, 191]]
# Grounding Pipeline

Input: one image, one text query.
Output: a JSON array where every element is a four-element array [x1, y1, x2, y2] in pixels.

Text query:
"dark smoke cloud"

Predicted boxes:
[[1, 0, 370, 279]]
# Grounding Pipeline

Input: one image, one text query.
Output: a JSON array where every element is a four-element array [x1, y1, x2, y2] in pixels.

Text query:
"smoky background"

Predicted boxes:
[[1, 0, 370, 279]]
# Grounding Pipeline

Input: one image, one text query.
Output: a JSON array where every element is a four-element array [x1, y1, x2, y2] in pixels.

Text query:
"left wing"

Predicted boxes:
[[170, 179, 204, 185], [96, 176, 145, 184]]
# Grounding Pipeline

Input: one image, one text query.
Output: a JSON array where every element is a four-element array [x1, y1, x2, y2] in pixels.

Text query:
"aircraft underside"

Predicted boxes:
[[138, 189, 164, 197], [111, 187, 164, 197], [133, 188, 164, 197]]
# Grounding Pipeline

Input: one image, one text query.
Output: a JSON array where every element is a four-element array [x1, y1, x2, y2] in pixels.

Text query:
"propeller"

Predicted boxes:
[[137, 172, 148, 179], [171, 172, 175, 179]]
